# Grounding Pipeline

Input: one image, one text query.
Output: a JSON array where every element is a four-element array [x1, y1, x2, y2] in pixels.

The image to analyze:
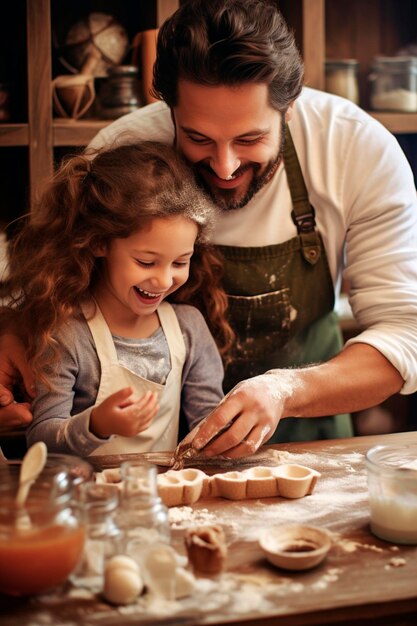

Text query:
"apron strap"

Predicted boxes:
[[284, 125, 321, 266]]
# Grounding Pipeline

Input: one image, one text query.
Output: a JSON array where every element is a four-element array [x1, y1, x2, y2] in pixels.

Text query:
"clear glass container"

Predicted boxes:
[[369, 56, 417, 112], [0, 463, 86, 595], [325, 59, 359, 104], [73, 483, 123, 589], [366, 443, 417, 544], [117, 461, 170, 563], [45, 453, 94, 492]]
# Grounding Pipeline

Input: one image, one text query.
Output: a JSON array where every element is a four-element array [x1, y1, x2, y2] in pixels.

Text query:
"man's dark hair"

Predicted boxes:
[[152, 0, 304, 111]]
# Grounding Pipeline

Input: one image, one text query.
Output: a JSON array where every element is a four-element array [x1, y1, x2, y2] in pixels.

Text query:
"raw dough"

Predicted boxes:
[[142, 544, 177, 600], [157, 464, 320, 506], [175, 566, 196, 598]]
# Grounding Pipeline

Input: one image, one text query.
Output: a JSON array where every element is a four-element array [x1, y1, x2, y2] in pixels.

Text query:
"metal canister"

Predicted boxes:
[[98, 65, 142, 119]]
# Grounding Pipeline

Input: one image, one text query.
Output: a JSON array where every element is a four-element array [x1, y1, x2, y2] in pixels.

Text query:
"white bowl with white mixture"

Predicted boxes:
[[366, 443, 417, 544]]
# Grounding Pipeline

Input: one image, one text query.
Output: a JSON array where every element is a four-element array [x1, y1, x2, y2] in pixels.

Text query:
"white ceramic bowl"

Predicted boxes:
[[259, 524, 332, 571]]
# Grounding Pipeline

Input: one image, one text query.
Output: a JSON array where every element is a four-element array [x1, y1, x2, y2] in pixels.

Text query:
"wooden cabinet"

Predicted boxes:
[[0, 0, 417, 221]]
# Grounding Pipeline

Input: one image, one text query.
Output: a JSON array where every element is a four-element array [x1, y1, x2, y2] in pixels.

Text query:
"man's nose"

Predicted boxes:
[[209, 145, 240, 180]]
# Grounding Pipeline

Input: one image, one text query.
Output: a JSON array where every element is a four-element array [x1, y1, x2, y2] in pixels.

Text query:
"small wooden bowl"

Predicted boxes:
[[259, 524, 332, 571]]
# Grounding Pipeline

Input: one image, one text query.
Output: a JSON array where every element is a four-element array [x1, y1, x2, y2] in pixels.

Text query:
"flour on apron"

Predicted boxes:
[[216, 126, 353, 442]]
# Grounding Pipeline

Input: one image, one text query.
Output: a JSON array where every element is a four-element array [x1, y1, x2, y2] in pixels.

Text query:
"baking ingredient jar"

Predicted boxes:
[[325, 59, 359, 104], [0, 462, 86, 595], [72, 482, 123, 589], [369, 56, 417, 111], [45, 452, 94, 494], [117, 461, 170, 563], [366, 443, 417, 544]]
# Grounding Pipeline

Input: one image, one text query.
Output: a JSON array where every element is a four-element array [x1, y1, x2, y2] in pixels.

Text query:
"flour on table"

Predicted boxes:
[[335, 536, 385, 554], [311, 567, 342, 591], [169, 506, 217, 527], [386, 557, 407, 569]]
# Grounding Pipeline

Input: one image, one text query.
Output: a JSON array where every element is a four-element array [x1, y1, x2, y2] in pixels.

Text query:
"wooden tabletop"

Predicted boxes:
[[1, 431, 417, 626]]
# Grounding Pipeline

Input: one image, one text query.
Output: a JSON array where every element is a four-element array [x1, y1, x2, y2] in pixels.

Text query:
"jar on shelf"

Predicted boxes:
[[325, 59, 359, 104], [369, 56, 417, 112], [98, 65, 142, 120], [0, 462, 86, 596], [117, 461, 170, 564]]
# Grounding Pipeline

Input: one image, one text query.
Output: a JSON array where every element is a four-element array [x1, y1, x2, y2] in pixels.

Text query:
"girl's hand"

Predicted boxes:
[[90, 387, 159, 438]]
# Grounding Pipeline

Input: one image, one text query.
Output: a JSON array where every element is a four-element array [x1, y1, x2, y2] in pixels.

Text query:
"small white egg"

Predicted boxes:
[[103, 555, 143, 605]]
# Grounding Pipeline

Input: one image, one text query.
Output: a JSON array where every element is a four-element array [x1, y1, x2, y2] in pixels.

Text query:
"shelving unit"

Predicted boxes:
[[0, 0, 417, 218], [288, 0, 417, 133]]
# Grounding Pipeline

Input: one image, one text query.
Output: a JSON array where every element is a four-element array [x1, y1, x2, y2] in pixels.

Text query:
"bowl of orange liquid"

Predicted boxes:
[[0, 461, 88, 595]]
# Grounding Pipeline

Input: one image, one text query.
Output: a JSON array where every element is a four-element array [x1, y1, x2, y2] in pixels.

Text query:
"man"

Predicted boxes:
[[2, 0, 416, 456]]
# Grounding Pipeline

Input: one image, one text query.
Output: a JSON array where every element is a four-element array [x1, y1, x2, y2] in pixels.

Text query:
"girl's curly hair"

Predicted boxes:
[[6, 141, 234, 382]]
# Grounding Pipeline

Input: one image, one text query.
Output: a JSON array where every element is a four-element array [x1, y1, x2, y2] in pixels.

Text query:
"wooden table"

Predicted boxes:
[[1, 432, 417, 626]]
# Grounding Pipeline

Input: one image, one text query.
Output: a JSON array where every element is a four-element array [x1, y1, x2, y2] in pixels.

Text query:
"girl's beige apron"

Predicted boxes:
[[83, 300, 185, 454], [217, 127, 353, 442]]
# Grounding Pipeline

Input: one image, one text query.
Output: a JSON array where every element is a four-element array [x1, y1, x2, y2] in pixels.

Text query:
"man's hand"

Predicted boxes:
[[187, 344, 405, 459], [191, 375, 284, 458], [0, 398, 32, 429], [90, 387, 159, 438], [0, 333, 36, 428]]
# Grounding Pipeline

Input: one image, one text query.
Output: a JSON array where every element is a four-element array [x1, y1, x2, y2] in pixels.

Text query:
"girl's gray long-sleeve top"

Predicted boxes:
[[26, 304, 224, 456]]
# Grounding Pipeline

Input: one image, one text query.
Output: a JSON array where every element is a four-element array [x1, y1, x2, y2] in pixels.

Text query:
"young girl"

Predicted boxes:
[[6, 141, 233, 455]]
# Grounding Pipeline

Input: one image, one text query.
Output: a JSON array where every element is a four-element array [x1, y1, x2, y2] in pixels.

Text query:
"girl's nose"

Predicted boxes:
[[150, 267, 173, 290]]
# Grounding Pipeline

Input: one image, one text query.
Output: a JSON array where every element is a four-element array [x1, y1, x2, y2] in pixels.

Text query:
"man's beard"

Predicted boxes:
[[194, 114, 286, 212]]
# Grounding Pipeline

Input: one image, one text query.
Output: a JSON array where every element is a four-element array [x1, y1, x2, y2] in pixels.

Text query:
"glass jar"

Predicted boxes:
[[369, 56, 417, 112], [73, 483, 123, 590], [366, 443, 417, 544], [98, 65, 142, 119], [117, 461, 170, 563], [46, 453, 94, 489], [325, 59, 359, 104], [0, 463, 86, 595]]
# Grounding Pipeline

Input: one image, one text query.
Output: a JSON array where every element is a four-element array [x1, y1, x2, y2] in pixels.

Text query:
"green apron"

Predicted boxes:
[[216, 126, 353, 443]]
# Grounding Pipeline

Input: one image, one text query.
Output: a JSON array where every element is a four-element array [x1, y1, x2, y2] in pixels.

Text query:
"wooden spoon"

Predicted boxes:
[[16, 441, 48, 509]]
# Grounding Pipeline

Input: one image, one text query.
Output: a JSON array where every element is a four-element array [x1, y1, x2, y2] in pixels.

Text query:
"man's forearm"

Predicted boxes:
[[270, 343, 404, 419]]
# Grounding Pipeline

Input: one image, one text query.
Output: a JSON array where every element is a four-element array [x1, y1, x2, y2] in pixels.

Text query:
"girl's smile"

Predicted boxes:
[[94, 216, 198, 337], [134, 286, 166, 306]]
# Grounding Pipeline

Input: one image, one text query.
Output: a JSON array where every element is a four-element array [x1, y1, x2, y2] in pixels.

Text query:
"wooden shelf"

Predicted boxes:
[[368, 112, 417, 134], [53, 120, 110, 147], [50, 111, 417, 150], [0, 125, 29, 146]]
